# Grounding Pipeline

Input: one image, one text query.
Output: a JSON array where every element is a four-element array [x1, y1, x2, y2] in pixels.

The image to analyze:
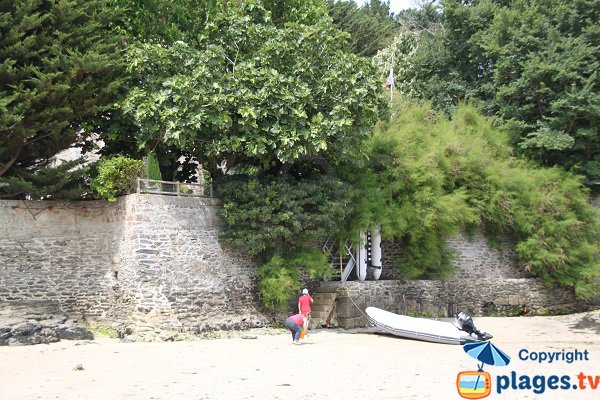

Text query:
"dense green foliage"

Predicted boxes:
[[326, 0, 399, 56], [114, 1, 387, 179], [257, 249, 330, 310], [375, 0, 600, 188], [352, 102, 599, 297], [219, 101, 599, 302], [374, 1, 489, 114], [219, 175, 353, 256], [219, 174, 346, 309], [343, 103, 483, 279], [106, 0, 217, 45], [0, 158, 89, 200], [478, 0, 600, 187], [0, 0, 126, 198], [91, 156, 144, 201]]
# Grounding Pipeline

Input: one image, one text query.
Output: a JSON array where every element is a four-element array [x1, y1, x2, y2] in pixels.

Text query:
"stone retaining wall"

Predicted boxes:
[[0, 200, 122, 317], [333, 279, 581, 329], [332, 231, 583, 329], [0, 195, 269, 340], [376, 233, 526, 281], [0, 194, 591, 339], [333, 231, 584, 329], [111, 195, 269, 337]]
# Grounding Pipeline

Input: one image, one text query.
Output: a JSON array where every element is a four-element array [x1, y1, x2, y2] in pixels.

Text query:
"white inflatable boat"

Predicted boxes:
[[366, 307, 492, 345]]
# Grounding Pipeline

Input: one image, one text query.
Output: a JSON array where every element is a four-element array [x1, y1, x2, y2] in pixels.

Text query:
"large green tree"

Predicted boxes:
[[374, 0, 492, 114], [478, 0, 600, 188], [106, 0, 217, 45], [375, 0, 600, 188], [112, 1, 387, 179], [0, 0, 126, 199], [349, 101, 599, 298]]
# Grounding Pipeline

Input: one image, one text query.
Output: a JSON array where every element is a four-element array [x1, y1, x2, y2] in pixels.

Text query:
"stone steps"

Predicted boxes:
[[313, 292, 337, 302], [310, 285, 341, 329]]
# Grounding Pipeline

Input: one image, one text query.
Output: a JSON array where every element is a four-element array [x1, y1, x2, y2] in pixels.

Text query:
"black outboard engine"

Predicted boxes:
[[456, 311, 493, 340]]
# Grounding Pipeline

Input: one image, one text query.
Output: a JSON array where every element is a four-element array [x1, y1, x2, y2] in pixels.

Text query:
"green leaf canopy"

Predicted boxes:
[[120, 1, 388, 175]]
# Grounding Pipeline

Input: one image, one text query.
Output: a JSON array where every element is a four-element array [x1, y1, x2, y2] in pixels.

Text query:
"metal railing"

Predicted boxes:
[[322, 236, 356, 283], [136, 178, 213, 197]]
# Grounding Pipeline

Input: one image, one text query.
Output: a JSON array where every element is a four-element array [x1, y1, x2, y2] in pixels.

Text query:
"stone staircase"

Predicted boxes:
[[309, 283, 340, 329], [310, 283, 371, 330]]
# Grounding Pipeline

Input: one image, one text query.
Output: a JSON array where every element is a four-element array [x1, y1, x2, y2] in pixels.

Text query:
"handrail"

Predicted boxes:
[[136, 177, 213, 197], [322, 236, 335, 258], [323, 237, 357, 283]]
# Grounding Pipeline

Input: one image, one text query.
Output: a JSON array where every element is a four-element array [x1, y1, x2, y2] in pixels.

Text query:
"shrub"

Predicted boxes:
[[257, 256, 301, 311], [258, 249, 331, 311], [220, 174, 345, 310], [219, 175, 352, 256], [92, 156, 144, 201], [146, 152, 162, 181]]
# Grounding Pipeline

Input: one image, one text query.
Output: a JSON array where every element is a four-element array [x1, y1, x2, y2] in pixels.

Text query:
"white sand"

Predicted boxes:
[[0, 311, 598, 400]]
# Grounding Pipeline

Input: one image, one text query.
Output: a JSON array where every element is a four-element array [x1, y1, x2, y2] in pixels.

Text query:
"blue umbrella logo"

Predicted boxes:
[[459, 341, 511, 398], [463, 341, 511, 370]]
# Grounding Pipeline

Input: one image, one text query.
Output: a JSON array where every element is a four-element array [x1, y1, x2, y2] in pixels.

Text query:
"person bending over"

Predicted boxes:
[[285, 313, 308, 345]]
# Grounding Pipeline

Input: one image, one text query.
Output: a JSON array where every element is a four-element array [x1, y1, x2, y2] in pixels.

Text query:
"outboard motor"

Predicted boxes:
[[456, 311, 493, 340]]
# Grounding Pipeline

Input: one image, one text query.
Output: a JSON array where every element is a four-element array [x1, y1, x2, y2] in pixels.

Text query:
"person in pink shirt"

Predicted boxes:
[[284, 313, 308, 344]]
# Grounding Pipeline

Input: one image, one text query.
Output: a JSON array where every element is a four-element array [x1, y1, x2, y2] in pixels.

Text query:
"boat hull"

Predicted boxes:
[[366, 307, 485, 345]]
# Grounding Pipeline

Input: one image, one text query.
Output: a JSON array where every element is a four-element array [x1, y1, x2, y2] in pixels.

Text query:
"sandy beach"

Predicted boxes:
[[1, 311, 598, 400]]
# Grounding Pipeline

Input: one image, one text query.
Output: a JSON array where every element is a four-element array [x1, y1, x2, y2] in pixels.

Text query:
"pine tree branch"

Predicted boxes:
[[0, 144, 23, 177]]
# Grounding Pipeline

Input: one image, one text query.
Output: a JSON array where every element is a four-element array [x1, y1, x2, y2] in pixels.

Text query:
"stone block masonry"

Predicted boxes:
[[334, 278, 581, 330], [0, 195, 269, 340], [112, 195, 269, 337], [331, 233, 585, 329], [0, 200, 121, 318], [0, 194, 590, 339]]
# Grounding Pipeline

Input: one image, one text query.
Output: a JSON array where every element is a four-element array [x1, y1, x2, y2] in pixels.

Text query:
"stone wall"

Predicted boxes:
[[333, 278, 581, 329], [446, 234, 528, 280], [0, 195, 269, 340], [0, 200, 122, 317], [111, 195, 269, 337], [331, 231, 585, 329], [377, 234, 526, 281], [0, 194, 591, 339], [330, 233, 582, 328]]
